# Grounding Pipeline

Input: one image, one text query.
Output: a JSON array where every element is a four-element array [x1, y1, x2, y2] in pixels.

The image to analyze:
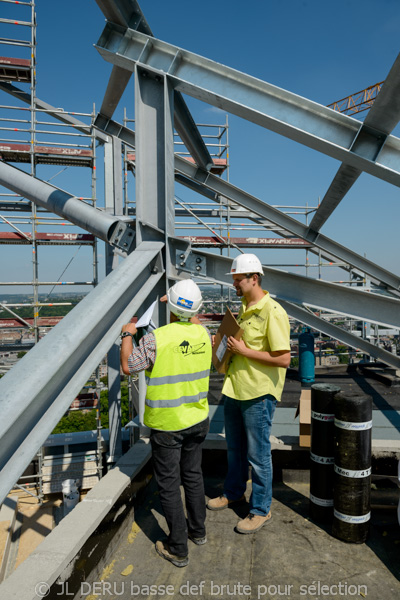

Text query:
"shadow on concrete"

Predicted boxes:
[[366, 508, 400, 583], [132, 476, 169, 545]]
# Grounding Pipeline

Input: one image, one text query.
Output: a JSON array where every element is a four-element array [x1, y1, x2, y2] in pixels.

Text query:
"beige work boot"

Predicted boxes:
[[235, 512, 272, 534], [155, 541, 189, 567], [206, 495, 246, 511]]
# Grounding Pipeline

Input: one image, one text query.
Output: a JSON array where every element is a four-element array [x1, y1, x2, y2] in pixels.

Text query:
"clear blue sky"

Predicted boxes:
[[1, 0, 400, 295]]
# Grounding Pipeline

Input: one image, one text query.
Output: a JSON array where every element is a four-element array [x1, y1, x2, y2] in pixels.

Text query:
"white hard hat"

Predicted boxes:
[[167, 279, 203, 320], [227, 253, 264, 275]]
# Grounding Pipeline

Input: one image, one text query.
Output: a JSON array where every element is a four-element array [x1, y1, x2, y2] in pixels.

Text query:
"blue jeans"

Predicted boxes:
[[150, 417, 209, 557], [223, 394, 277, 516]]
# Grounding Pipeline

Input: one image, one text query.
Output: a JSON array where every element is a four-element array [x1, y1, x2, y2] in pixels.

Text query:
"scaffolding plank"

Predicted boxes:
[[0, 56, 31, 83], [0, 318, 63, 328], [0, 143, 93, 167], [183, 236, 311, 248], [0, 232, 95, 244]]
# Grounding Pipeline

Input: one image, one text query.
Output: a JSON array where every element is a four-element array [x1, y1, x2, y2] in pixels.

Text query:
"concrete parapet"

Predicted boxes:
[[0, 439, 151, 600]]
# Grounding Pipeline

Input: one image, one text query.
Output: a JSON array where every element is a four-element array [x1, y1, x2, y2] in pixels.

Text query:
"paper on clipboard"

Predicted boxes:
[[136, 300, 157, 329], [212, 308, 243, 373], [216, 335, 228, 362]]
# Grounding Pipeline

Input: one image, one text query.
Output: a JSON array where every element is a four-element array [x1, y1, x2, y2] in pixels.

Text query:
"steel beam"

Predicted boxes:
[[95, 25, 400, 188], [173, 248, 400, 328], [95, 0, 153, 34], [100, 65, 133, 120], [133, 68, 177, 419], [279, 300, 400, 371], [135, 68, 175, 249], [174, 158, 400, 292], [308, 164, 362, 233], [0, 242, 164, 505], [363, 53, 400, 136], [172, 92, 214, 170], [94, 2, 213, 170], [92, 115, 400, 291], [309, 53, 400, 232], [0, 161, 135, 253]]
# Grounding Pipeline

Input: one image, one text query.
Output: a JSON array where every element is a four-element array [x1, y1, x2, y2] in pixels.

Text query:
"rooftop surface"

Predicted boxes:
[[1, 366, 399, 599], [72, 366, 400, 600], [72, 472, 400, 600]]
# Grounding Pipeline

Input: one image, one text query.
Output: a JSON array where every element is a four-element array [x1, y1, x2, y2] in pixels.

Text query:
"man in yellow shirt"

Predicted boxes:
[[207, 254, 291, 533]]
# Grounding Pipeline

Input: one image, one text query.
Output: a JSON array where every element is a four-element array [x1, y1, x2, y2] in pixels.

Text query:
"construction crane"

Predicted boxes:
[[327, 82, 383, 116]]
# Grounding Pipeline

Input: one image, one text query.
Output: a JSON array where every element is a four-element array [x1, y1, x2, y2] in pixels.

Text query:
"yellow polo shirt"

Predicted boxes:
[[222, 291, 290, 401]]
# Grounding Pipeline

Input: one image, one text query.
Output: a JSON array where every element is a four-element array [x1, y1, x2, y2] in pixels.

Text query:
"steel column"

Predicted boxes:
[[135, 67, 175, 249], [134, 67, 176, 420], [104, 137, 125, 462]]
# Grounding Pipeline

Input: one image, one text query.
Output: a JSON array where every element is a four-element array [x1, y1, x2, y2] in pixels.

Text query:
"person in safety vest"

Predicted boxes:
[[206, 253, 291, 534], [120, 279, 212, 568]]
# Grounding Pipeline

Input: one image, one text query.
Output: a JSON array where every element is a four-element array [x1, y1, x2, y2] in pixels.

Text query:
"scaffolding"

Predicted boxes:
[[0, 0, 101, 501]]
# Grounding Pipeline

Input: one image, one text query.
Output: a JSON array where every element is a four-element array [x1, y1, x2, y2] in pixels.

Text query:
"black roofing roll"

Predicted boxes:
[[332, 393, 372, 543], [309, 384, 340, 522]]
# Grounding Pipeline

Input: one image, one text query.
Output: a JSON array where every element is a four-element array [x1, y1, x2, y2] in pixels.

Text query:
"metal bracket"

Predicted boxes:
[[134, 241, 165, 276], [109, 221, 135, 252], [175, 249, 207, 276], [140, 220, 165, 239]]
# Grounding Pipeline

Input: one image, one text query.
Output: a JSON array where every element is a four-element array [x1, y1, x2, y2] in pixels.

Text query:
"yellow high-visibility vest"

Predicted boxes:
[[144, 322, 211, 431]]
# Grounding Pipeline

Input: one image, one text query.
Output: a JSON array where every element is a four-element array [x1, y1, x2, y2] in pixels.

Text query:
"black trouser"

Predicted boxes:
[[150, 417, 209, 557]]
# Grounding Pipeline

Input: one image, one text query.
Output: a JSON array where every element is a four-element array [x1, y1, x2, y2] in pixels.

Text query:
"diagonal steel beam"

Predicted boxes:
[[0, 242, 164, 505], [279, 300, 400, 371], [174, 156, 400, 292], [95, 24, 400, 188], [172, 91, 214, 171], [94, 0, 153, 34], [95, 0, 149, 121], [0, 160, 135, 253], [92, 115, 400, 292], [172, 248, 400, 328], [100, 65, 133, 120], [363, 52, 400, 135], [307, 164, 362, 233], [94, 1, 213, 170], [309, 52, 400, 233]]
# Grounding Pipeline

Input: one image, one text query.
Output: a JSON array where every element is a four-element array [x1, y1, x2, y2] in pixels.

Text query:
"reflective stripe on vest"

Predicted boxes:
[[146, 390, 208, 408], [144, 322, 211, 431], [145, 368, 210, 386]]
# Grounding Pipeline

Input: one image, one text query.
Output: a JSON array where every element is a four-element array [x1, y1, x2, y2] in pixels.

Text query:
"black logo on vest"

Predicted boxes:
[[174, 340, 206, 356]]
